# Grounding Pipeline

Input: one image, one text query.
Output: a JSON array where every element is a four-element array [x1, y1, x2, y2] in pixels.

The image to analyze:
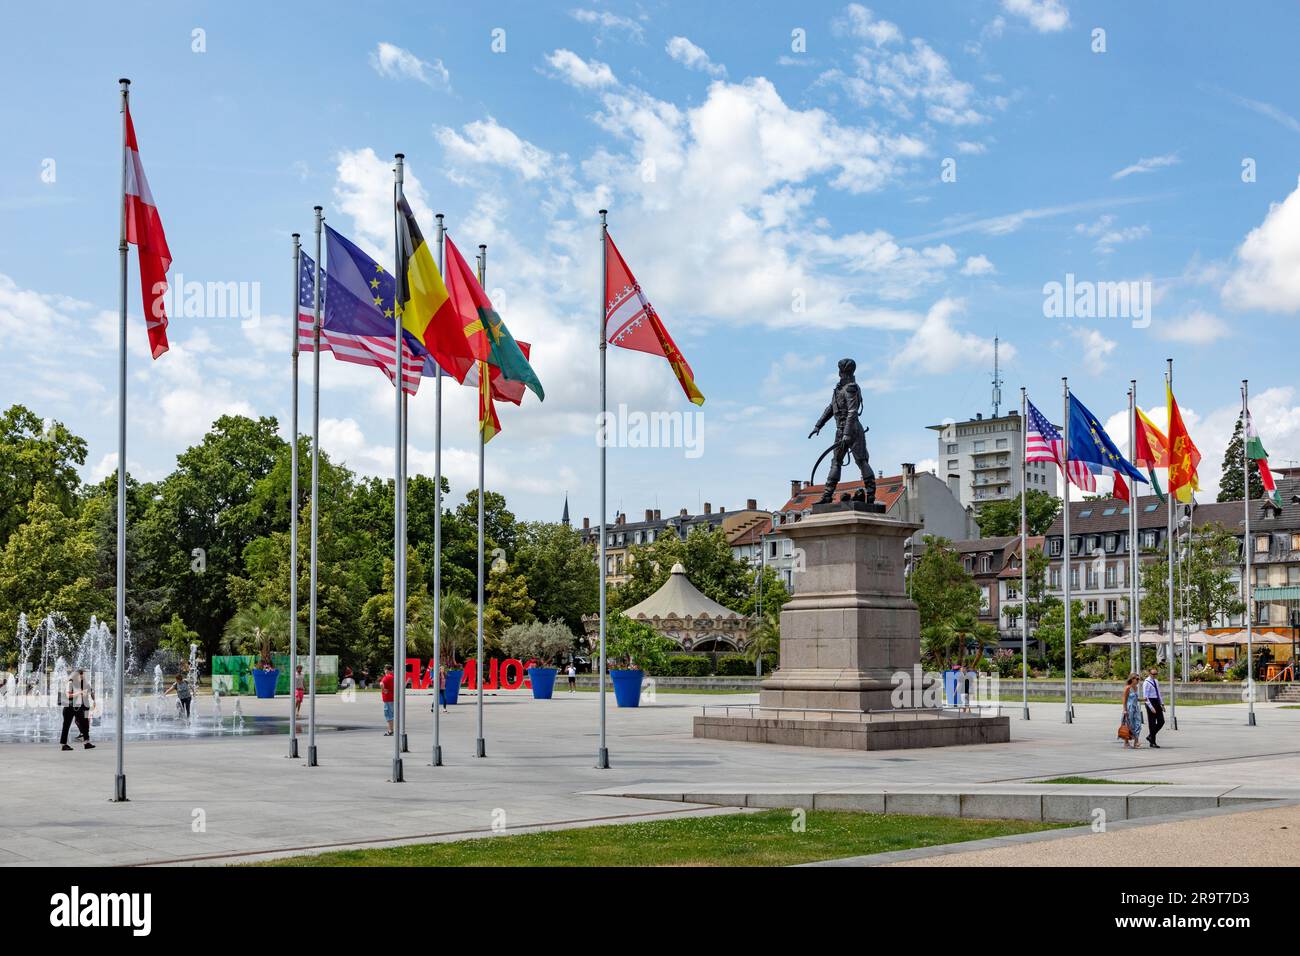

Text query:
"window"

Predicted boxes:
[[1049, 538, 1062, 556], [1070, 538, 1081, 555], [1104, 534, 1119, 552], [1079, 509, 1092, 518], [996, 438, 1008, 449], [1106, 599, 1119, 620], [973, 441, 986, 452], [947, 459, 959, 470], [1105, 565, 1118, 588], [1141, 530, 1158, 549], [1289, 566, 1300, 586], [947, 443, 958, 454], [1292, 534, 1300, 552], [634, 531, 643, 544], [769, 542, 778, 559], [783, 540, 793, 557], [1006, 583, 1019, 600], [980, 555, 991, 573], [1070, 568, 1079, 589], [1086, 568, 1098, 589], [1087, 600, 1098, 616], [1049, 568, 1061, 588], [1144, 503, 1160, 512], [1255, 535, 1270, 554], [1102, 507, 1116, 516]]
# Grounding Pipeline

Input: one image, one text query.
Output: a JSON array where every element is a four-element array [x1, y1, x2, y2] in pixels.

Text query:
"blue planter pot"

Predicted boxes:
[[610, 669, 644, 708], [442, 669, 463, 706], [252, 668, 280, 699], [528, 667, 557, 700]]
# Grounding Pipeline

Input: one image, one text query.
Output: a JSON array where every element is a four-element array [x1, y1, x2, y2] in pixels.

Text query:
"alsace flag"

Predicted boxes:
[[1244, 407, 1282, 507], [604, 232, 704, 406], [124, 106, 171, 359]]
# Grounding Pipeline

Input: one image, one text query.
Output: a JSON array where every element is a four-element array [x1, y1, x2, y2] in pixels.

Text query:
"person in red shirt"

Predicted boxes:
[[380, 664, 395, 736]]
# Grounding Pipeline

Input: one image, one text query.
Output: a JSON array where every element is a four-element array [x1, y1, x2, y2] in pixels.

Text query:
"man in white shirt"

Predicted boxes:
[[1141, 667, 1164, 748], [567, 663, 577, 694]]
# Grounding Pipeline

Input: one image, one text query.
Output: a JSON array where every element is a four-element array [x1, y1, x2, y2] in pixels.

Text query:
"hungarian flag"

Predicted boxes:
[[1135, 407, 1169, 502], [442, 234, 543, 403], [604, 232, 704, 406], [124, 106, 171, 359], [1244, 407, 1282, 507], [1166, 385, 1201, 504], [396, 197, 475, 383]]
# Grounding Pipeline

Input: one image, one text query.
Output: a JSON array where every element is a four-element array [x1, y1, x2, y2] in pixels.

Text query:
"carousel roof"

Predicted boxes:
[[622, 563, 745, 620]]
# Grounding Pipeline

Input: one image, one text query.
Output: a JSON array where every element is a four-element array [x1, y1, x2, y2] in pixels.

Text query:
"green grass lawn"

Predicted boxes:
[[1037, 777, 1169, 785], [254, 810, 1069, 867]]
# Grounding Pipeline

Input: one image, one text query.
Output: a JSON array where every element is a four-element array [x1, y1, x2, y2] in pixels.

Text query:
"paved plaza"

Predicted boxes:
[[2, 690, 1297, 866]]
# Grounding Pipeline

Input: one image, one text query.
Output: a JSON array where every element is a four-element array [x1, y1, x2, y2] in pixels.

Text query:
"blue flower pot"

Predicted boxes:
[[610, 669, 644, 708], [442, 669, 463, 706], [252, 668, 279, 699], [528, 667, 557, 700]]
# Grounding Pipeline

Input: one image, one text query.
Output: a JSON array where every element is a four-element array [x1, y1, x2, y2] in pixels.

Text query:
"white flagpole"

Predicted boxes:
[[289, 232, 301, 759], [308, 205, 323, 766], [475, 244, 487, 759], [1129, 382, 1139, 674], [1061, 377, 1073, 724], [1165, 358, 1178, 730], [113, 77, 131, 802], [597, 209, 610, 769], [391, 155, 405, 783], [432, 212, 445, 767], [1243, 379, 1256, 726], [1019, 387, 1029, 721]]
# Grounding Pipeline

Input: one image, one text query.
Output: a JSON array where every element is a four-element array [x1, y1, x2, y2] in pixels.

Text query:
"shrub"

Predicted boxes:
[[716, 654, 762, 677], [499, 619, 575, 665], [608, 616, 675, 674], [661, 655, 712, 677]]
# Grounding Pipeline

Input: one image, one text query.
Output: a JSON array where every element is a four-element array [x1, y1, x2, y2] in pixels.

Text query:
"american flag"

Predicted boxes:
[[297, 251, 423, 395], [1026, 398, 1095, 490]]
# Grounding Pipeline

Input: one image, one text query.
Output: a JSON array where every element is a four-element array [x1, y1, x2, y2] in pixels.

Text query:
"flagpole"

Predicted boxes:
[[113, 77, 131, 803], [475, 244, 488, 759], [1166, 358, 1177, 730], [1243, 379, 1256, 726], [1061, 377, 1073, 724], [597, 209, 610, 769], [1129, 381, 1139, 674], [1019, 387, 1029, 721], [432, 212, 445, 767], [391, 155, 405, 783], [289, 232, 301, 759], [308, 205, 323, 767]]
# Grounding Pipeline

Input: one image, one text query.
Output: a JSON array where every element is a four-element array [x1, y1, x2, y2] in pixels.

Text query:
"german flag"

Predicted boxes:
[[395, 196, 475, 382]]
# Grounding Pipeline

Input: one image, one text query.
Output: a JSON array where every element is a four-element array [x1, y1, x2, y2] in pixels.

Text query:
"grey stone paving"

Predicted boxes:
[[1, 689, 1297, 866]]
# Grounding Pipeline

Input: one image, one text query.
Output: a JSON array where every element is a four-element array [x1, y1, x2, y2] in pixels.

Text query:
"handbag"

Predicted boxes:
[[1117, 721, 1133, 740]]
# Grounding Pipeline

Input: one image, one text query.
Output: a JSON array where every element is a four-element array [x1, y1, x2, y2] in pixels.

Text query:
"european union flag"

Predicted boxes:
[[1067, 393, 1147, 485], [324, 225, 433, 367]]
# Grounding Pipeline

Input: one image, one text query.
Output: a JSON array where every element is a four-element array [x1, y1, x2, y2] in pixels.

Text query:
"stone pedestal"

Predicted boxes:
[[693, 502, 1009, 750], [759, 505, 919, 713]]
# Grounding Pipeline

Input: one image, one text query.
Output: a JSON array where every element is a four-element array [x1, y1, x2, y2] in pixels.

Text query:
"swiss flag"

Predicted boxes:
[[124, 106, 171, 359]]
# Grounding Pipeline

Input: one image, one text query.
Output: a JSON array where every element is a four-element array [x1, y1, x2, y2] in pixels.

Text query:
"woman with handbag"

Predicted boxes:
[[1118, 674, 1143, 749]]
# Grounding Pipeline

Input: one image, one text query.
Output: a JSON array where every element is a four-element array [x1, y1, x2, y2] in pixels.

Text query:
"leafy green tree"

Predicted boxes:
[[1217, 418, 1265, 502], [910, 536, 982, 631], [484, 565, 534, 640], [974, 490, 1061, 537], [159, 613, 200, 658], [0, 405, 87, 545], [0, 484, 108, 655], [1035, 599, 1103, 668], [921, 610, 999, 669], [220, 601, 289, 666], [436, 592, 477, 665], [512, 521, 598, 633], [744, 605, 780, 670], [1141, 522, 1245, 629], [607, 615, 674, 673], [499, 619, 576, 664]]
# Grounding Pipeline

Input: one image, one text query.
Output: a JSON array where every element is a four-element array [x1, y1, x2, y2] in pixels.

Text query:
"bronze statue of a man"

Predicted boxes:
[[808, 358, 876, 505]]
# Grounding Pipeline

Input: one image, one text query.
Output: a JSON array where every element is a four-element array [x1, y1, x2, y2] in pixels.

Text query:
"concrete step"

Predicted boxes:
[[586, 782, 1300, 824]]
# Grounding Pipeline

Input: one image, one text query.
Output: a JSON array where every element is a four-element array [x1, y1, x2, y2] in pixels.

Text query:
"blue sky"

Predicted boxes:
[[3, 0, 1300, 521]]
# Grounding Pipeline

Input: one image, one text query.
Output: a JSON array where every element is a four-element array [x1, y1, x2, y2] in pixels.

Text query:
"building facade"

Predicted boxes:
[[928, 410, 1059, 512]]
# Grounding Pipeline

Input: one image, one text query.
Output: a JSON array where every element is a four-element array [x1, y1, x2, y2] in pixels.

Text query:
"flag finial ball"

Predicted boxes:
[[118, 77, 131, 85]]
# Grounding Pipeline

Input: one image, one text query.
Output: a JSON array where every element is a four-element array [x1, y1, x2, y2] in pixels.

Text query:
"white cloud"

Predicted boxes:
[[890, 298, 1010, 378], [1153, 309, 1230, 345], [961, 254, 996, 276], [666, 36, 726, 77], [545, 49, 617, 89], [1001, 0, 1070, 33], [436, 117, 554, 182], [332, 148, 433, 263], [829, 4, 986, 126], [956, 141, 987, 155], [570, 8, 644, 42], [1111, 153, 1179, 180], [1074, 214, 1150, 254], [1222, 176, 1300, 313], [907, 194, 1152, 242], [369, 42, 449, 88], [1070, 326, 1116, 374]]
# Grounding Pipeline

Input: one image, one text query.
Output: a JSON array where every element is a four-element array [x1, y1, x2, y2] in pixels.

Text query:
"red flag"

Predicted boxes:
[[604, 232, 704, 405], [123, 106, 171, 359]]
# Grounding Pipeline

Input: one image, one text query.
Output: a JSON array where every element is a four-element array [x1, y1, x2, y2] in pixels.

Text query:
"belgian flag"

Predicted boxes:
[[395, 196, 475, 382]]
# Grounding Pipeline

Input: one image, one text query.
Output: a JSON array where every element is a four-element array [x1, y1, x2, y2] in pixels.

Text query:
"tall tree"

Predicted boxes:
[[512, 521, 598, 634], [1217, 418, 1264, 502], [974, 489, 1062, 537], [909, 536, 982, 632], [0, 404, 87, 545]]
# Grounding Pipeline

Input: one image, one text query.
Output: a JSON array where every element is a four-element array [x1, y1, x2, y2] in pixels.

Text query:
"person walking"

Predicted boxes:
[[59, 668, 95, 751], [956, 662, 973, 713], [1142, 666, 1165, 748], [293, 664, 305, 718], [380, 664, 395, 736], [566, 662, 577, 694], [1119, 674, 1143, 749], [164, 673, 193, 720]]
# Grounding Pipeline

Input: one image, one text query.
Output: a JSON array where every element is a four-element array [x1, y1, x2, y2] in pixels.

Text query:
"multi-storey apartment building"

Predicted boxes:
[[927, 410, 1059, 512]]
